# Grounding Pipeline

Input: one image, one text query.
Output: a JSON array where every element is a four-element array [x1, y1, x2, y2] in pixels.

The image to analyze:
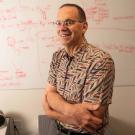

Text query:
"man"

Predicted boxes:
[[42, 3, 115, 135]]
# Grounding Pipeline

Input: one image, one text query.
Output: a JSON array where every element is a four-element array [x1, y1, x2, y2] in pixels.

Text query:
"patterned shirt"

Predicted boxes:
[[48, 40, 115, 134]]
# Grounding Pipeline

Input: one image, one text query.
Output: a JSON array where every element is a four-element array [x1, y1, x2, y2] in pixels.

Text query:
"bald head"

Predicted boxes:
[[59, 3, 86, 22]]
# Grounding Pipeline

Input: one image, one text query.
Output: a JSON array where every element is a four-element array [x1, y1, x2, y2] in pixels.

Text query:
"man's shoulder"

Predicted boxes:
[[87, 43, 114, 62], [52, 48, 65, 59]]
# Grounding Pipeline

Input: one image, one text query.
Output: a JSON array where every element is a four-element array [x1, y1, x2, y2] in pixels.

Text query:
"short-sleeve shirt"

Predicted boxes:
[[48, 41, 115, 134]]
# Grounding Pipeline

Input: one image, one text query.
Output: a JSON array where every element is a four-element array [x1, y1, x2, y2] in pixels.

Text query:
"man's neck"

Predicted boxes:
[[64, 38, 86, 56]]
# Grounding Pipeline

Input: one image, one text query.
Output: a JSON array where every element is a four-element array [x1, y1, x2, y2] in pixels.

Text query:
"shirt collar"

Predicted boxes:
[[62, 39, 88, 60]]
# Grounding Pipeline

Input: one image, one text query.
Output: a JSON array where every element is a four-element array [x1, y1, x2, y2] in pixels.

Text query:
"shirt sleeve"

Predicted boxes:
[[83, 55, 115, 105], [47, 52, 58, 87]]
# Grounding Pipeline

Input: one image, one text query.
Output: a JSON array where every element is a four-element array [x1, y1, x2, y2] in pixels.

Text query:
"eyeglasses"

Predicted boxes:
[[52, 19, 83, 27]]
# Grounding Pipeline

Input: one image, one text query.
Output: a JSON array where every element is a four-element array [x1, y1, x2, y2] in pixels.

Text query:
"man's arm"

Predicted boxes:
[[42, 93, 78, 126], [45, 84, 73, 115], [45, 84, 100, 115], [81, 103, 108, 132], [43, 83, 106, 132]]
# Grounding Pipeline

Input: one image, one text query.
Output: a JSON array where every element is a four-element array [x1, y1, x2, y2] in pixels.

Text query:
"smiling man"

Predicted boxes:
[[42, 3, 115, 135]]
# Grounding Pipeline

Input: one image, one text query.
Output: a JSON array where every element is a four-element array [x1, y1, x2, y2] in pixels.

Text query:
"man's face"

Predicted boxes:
[[56, 6, 87, 47]]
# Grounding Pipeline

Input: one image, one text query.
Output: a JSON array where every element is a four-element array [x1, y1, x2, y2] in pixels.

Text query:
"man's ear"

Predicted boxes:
[[82, 22, 88, 34]]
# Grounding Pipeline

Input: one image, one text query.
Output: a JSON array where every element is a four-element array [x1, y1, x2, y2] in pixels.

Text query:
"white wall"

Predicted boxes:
[[0, 86, 135, 135], [110, 86, 135, 135], [0, 89, 44, 135]]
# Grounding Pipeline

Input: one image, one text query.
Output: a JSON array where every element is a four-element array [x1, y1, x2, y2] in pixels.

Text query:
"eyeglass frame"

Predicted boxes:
[[52, 19, 85, 27]]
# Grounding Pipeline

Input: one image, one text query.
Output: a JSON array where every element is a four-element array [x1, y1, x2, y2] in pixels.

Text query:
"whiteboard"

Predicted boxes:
[[0, 0, 135, 90]]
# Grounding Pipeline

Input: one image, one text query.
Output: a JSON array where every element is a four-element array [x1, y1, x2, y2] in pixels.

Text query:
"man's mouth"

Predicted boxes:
[[61, 34, 70, 37], [60, 33, 71, 37]]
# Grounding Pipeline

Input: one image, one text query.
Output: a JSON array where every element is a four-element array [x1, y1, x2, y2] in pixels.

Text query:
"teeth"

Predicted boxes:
[[61, 34, 69, 37], [61, 33, 70, 36]]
